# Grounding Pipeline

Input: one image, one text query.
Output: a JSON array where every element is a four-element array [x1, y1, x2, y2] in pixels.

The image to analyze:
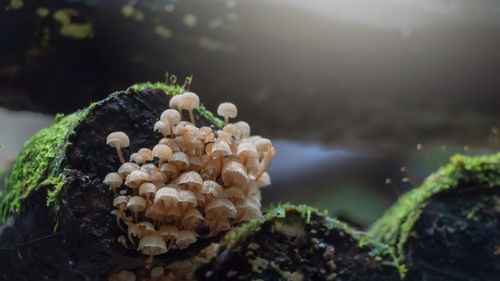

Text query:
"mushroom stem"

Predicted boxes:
[[145, 253, 154, 270], [188, 109, 195, 124], [134, 211, 138, 223], [169, 125, 174, 139], [115, 146, 126, 164], [224, 116, 229, 125], [112, 187, 118, 197]]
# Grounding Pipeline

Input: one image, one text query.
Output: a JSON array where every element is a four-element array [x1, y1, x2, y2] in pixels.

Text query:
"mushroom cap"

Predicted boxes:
[[182, 207, 204, 229], [159, 138, 180, 152], [234, 121, 251, 140], [125, 170, 150, 189], [138, 148, 153, 161], [237, 142, 258, 161], [253, 138, 272, 154], [118, 162, 140, 177], [138, 234, 167, 256], [139, 182, 157, 196], [216, 131, 233, 144], [154, 120, 170, 137], [198, 126, 214, 140], [154, 187, 180, 207], [161, 109, 181, 125], [127, 196, 147, 213], [107, 131, 130, 148], [217, 102, 238, 119], [136, 221, 156, 234], [201, 180, 224, 198], [160, 162, 179, 179], [176, 171, 203, 193], [257, 172, 271, 188], [175, 230, 197, 249], [188, 155, 207, 170], [222, 123, 237, 135], [180, 92, 200, 109], [206, 198, 237, 218], [172, 152, 190, 170], [145, 203, 167, 220], [113, 195, 129, 207], [207, 141, 231, 158], [177, 190, 197, 207], [140, 163, 159, 174], [152, 144, 173, 161], [104, 172, 123, 188], [159, 225, 180, 239], [129, 153, 144, 164], [169, 94, 182, 109], [237, 201, 262, 222], [223, 187, 245, 200], [222, 161, 249, 186]]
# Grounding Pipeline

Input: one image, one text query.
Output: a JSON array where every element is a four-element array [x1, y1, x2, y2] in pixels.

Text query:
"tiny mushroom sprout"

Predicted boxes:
[[105, 88, 277, 267], [104, 172, 123, 196], [107, 131, 130, 164], [217, 102, 238, 125], [160, 109, 181, 138], [180, 92, 199, 123]]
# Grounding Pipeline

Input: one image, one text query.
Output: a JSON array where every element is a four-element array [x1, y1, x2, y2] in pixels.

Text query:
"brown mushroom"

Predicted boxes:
[[104, 172, 123, 197], [106, 131, 130, 164]]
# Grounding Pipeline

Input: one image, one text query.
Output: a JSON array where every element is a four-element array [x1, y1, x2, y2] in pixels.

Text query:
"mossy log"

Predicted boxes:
[[196, 204, 402, 281], [0, 84, 223, 281], [369, 153, 500, 281]]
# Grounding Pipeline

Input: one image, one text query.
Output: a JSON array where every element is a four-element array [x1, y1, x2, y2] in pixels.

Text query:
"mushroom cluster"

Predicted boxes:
[[104, 92, 275, 267]]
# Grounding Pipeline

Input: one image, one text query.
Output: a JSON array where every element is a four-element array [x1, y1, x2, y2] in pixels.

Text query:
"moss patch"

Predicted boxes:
[[369, 153, 500, 262], [0, 110, 89, 222]]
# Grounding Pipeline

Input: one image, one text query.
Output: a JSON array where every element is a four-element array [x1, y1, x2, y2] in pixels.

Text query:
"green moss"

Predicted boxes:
[[369, 153, 500, 262], [0, 110, 90, 223], [129, 81, 224, 129]]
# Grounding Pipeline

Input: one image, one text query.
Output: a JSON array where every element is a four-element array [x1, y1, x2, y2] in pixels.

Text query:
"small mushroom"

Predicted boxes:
[[139, 182, 157, 208], [237, 142, 258, 165], [118, 162, 140, 177], [177, 190, 198, 209], [125, 170, 150, 190], [160, 162, 179, 182], [172, 152, 189, 171], [129, 153, 144, 164], [169, 94, 183, 113], [222, 161, 249, 187], [217, 102, 237, 125], [234, 121, 250, 140], [175, 230, 197, 249], [256, 172, 271, 188], [127, 196, 146, 222], [181, 207, 204, 230], [161, 109, 181, 138], [154, 120, 170, 138], [180, 92, 199, 123], [106, 131, 130, 164], [175, 171, 203, 193], [138, 234, 168, 269], [154, 187, 180, 209], [138, 148, 153, 162], [104, 172, 123, 196], [152, 144, 173, 168]]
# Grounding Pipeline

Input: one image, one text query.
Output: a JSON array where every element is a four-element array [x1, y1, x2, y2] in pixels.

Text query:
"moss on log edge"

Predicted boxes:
[[0, 81, 224, 223], [369, 152, 500, 262]]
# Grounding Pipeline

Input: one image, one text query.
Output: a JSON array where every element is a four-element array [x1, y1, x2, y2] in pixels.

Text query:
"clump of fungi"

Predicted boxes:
[[104, 91, 275, 268]]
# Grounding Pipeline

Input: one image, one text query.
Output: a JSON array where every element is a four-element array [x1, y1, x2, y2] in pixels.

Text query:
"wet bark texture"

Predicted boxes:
[[405, 187, 500, 281]]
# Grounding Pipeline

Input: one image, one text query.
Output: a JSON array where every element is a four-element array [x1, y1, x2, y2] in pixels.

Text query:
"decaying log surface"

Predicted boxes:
[[0, 85, 221, 281], [196, 205, 402, 281], [370, 153, 500, 281]]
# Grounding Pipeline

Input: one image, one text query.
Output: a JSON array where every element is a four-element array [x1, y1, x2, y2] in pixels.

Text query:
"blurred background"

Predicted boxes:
[[0, 0, 499, 228]]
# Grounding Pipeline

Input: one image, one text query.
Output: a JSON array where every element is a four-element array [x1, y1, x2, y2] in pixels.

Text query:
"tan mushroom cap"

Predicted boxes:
[[113, 195, 129, 208], [223, 187, 245, 200], [129, 153, 144, 164], [237, 142, 258, 162], [182, 207, 204, 229], [217, 102, 237, 120], [161, 109, 181, 125], [234, 121, 251, 140], [138, 148, 153, 162], [253, 137, 272, 154], [159, 225, 180, 240], [138, 234, 167, 256], [152, 144, 173, 161], [256, 172, 271, 188], [106, 131, 130, 148], [159, 138, 180, 152], [160, 162, 179, 180], [180, 92, 200, 110], [139, 182, 157, 196], [118, 162, 140, 177], [154, 120, 170, 137], [178, 190, 198, 207], [206, 198, 237, 218], [154, 187, 180, 207], [207, 140, 231, 158], [125, 170, 150, 189], [104, 172, 123, 188], [172, 152, 189, 170], [176, 171, 203, 193], [201, 180, 224, 198], [175, 230, 197, 249], [136, 221, 156, 235], [169, 94, 183, 110], [222, 161, 249, 186], [127, 196, 147, 213]]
